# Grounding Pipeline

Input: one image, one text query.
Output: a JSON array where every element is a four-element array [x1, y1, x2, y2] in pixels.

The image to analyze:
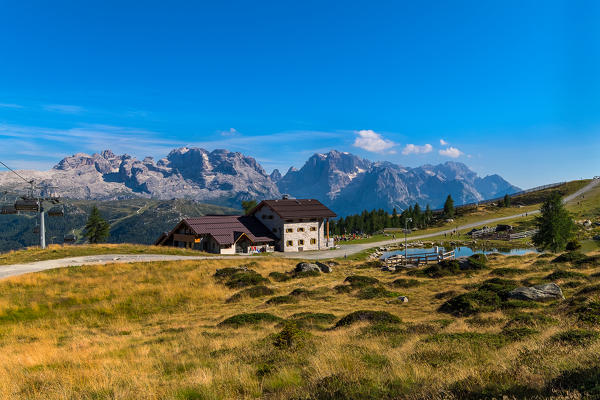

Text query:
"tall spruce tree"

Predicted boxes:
[[443, 195, 455, 218], [532, 192, 575, 252], [84, 206, 110, 244]]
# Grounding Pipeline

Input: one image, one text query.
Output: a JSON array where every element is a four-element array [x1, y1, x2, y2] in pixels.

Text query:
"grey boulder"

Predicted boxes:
[[295, 262, 321, 273], [508, 283, 564, 301]]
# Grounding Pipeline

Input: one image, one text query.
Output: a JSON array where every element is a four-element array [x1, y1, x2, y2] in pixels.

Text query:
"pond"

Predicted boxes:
[[381, 246, 540, 260]]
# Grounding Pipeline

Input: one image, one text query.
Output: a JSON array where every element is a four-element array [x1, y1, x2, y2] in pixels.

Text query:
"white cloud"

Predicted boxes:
[[352, 130, 396, 153], [402, 143, 433, 155], [440, 139, 448, 146], [0, 103, 23, 109], [220, 128, 239, 137], [439, 146, 463, 158], [43, 104, 85, 114]]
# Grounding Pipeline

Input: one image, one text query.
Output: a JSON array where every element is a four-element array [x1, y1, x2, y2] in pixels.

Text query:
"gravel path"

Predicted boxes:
[[1, 179, 597, 279]]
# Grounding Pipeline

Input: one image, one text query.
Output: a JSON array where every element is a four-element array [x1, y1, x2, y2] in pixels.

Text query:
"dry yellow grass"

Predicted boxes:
[[0, 252, 599, 399]]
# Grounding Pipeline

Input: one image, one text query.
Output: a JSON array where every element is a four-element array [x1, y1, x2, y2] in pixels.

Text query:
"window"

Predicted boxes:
[[298, 239, 304, 246], [310, 238, 316, 245], [268, 215, 274, 219], [310, 226, 317, 231], [286, 240, 293, 247], [297, 227, 305, 232], [285, 228, 293, 233]]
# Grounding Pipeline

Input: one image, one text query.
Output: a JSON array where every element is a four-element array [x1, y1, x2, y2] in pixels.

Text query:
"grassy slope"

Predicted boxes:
[[1, 252, 600, 398], [0, 244, 211, 266]]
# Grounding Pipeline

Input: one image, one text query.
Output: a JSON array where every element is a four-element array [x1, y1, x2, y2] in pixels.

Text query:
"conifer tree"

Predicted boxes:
[[533, 193, 575, 252], [443, 195, 455, 218], [84, 206, 110, 244]]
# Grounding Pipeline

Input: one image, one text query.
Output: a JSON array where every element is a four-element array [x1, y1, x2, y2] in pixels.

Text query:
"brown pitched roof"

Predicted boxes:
[[253, 199, 336, 219], [183, 215, 277, 245]]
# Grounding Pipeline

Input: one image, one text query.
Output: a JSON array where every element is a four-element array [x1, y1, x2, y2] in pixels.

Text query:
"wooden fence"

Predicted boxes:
[[384, 249, 455, 267]]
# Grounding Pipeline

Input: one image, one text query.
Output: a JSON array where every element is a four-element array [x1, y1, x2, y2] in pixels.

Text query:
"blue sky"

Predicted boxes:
[[0, 1, 598, 188]]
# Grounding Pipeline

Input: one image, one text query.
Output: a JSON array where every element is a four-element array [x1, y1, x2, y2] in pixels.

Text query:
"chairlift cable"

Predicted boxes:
[[0, 160, 33, 185]]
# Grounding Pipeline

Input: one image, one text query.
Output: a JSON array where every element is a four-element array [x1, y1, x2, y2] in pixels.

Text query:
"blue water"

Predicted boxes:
[[381, 246, 539, 260]]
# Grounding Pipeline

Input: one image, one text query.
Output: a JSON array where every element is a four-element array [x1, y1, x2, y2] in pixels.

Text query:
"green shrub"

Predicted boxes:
[[504, 312, 556, 328], [288, 288, 315, 298], [389, 278, 421, 288], [548, 365, 600, 397], [293, 270, 320, 278], [417, 259, 461, 278], [464, 254, 488, 270], [566, 240, 582, 251], [335, 310, 401, 328], [439, 290, 501, 316], [214, 267, 245, 279], [478, 278, 519, 300], [266, 295, 299, 305], [271, 321, 311, 350], [501, 327, 538, 341], [576, 302, 600, 325], [268, 271, 291, 282], [334, 284, 353, 294], [218, 313, 282, 327], [545, 270, 587, 281], [226, 285, 275, 303], [356, 286, 400, 299], [552, 252, 587, 264], [576, 284, 600, 296], [344, 275, 379, 287], [552, 329, 600, 346]]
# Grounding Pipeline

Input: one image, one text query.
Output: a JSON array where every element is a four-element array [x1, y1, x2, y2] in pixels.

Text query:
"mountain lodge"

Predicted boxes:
[[154, 198, 337, 254]]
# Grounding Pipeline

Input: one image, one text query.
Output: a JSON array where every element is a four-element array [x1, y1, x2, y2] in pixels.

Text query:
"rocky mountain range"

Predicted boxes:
[[0, 148, 520, 215]]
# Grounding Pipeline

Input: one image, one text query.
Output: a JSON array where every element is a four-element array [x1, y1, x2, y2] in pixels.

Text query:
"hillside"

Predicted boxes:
[[1, 252, 599, 398], [0, 199, 237, 252]]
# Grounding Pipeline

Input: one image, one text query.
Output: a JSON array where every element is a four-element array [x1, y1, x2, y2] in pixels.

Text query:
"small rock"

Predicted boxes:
[[397, 296, 409, 303], [381, 266, 395, 272], [294, 262, 321, 273], [508, 283, 564, 301]]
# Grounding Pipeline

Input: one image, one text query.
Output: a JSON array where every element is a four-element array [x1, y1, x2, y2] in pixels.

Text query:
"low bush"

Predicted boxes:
[[335, 310, 401, 328], [389, 278, 421, 288], [288, 288, 315, 298], [545, 270, 588, 281], [417, 259, 461, 278], [218, 313, 282, 327], [334, 284, 353, 294], [266, 295, 299, 305], [504, 312, 556, 328], [356, 286, 400, 299], [270, 321, 312, 350], [576, 302, 600, 325], [268, 271, 291, 282], [344, 275, 379, 287], [464, 254, 488, 270], [552, 329, 600, 346], [214, 267, 245, 279], [552, 251, 588, 264], [439, 290, 501, 316], [226, 285, 275, 303], [501, 327, 538, 341], [478, 278, 519, 300], [548, 365, 600, 397], [566, 240, 582, 251], [292, 270, 320, 279]]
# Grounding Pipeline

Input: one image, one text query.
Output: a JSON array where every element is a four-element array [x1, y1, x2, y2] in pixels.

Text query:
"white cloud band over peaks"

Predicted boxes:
[[439, 146, 463, 158], [402, 143, 433, 155], [353, 130, 396, 153]]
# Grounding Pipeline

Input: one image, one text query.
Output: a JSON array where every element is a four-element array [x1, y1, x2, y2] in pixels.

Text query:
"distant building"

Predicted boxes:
[[155, 198, 337, 254]]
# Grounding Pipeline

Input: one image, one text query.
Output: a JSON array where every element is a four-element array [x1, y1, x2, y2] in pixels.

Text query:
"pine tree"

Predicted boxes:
[[443, 195, 455, 218], [533, 193, 575, 252], [84, 206, 110, 244], [503, 194, 511, 208], [241, 200, 258, 215]]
